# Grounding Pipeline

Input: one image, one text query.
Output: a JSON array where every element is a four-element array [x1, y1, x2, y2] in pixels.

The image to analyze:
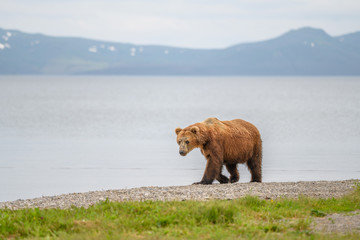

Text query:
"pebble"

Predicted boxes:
[[0, 179, 358, 210]]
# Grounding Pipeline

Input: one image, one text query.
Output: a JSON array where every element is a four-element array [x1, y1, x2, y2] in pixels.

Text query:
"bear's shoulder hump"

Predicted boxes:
[[202, 117, 220, 125]]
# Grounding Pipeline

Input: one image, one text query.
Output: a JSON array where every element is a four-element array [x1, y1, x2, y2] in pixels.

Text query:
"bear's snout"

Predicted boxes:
[[179, 150, 187, 156]]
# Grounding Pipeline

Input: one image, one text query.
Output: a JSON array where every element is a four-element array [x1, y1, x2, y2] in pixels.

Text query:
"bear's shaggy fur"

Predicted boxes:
[[175, 117, 262, 184]]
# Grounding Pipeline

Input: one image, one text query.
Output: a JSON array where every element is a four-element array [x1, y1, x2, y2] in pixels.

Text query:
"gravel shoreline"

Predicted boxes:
[[1, 179, 358, 210], [312, 210, 360, 233]]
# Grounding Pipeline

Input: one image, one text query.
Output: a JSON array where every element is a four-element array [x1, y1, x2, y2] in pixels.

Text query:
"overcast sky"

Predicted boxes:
[[1, 0, 360, 49]]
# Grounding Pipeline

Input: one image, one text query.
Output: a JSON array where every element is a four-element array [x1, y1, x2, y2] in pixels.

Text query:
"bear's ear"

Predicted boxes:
[[175, 127, 182, 135], [190, 126, 199, 134]]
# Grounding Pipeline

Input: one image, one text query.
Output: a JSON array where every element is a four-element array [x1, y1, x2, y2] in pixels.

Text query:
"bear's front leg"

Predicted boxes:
[[193, 152, 223, 185], [192, 180, 213, 185]]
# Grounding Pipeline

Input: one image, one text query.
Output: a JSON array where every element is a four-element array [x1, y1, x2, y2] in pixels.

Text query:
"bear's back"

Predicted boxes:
[[202, 117, 259, 138], [223, 119, 260, 137]]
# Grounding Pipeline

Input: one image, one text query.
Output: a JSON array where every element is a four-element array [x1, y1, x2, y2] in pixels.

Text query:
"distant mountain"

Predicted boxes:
[[0, 27, 359, 75]]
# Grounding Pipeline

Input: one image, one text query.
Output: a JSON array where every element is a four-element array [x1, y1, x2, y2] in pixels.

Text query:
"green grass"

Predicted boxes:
[[1, 183, 359, 239]]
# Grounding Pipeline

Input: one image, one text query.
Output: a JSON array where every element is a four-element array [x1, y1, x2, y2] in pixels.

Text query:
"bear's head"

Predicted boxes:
[[175, 126, 201, 156]]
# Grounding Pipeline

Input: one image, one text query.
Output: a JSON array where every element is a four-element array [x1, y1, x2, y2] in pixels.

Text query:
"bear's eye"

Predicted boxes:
[[185, 140, 190, 144]]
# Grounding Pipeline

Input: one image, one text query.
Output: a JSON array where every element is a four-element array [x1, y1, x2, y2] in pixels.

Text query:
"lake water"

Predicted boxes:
[[0, 76, 359, 202]]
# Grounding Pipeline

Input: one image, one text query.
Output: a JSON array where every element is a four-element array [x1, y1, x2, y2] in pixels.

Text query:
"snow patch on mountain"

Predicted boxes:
[[88, 46, 97, 53], [88, 44, 117, 53], [108, 46, 116, 51], [30, 40, 40, 46], [130, 48, 136, 56], [2, 32, 12, 41], [0, 42, 10, 50]]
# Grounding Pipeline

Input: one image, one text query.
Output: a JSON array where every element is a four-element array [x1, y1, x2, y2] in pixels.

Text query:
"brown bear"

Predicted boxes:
[[175, 117, 262, 184]]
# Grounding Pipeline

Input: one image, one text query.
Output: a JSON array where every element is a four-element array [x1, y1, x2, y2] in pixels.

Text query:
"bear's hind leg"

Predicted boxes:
[[225, 163, 239, 183], [246, 156, 262, 183]]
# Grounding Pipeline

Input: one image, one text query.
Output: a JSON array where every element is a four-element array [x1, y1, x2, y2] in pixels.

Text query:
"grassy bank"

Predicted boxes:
[[1, 184, 359, 239]]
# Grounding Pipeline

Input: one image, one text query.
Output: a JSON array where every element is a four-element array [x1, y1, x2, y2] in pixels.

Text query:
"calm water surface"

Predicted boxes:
[[0, 76, 359, 201]]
